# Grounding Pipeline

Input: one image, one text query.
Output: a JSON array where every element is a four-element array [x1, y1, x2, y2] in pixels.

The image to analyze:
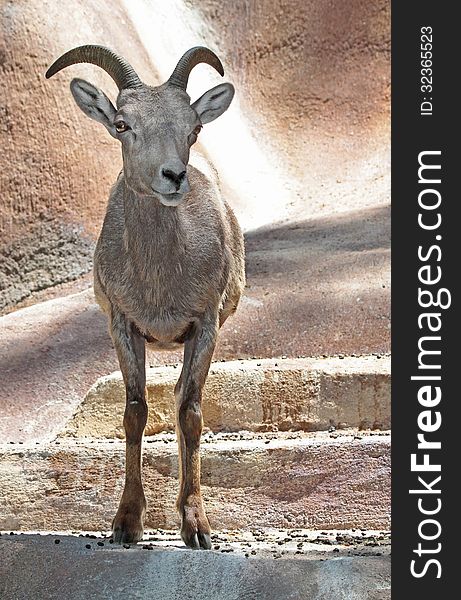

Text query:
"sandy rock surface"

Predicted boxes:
[[1, 0, 389, 310]]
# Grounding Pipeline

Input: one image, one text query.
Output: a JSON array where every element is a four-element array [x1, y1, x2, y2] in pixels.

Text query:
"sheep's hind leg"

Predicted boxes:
[[110, 310, 148, 544]]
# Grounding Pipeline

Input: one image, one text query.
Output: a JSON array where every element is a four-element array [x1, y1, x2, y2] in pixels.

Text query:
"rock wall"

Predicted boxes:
[[0, 0, 156, 311], [1, 0, 390, 313]]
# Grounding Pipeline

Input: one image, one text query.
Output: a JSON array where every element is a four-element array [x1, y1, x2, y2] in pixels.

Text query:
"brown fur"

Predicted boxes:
[[48, 47, 245, 547], [98, 166, 244, 548]]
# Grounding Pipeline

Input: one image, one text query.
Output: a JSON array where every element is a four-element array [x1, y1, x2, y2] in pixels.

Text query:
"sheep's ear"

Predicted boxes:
[[70, 78, 117, 138], [191, 83, 234, 124]]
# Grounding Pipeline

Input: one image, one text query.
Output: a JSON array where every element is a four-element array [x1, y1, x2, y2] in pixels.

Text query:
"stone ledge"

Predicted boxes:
[[63, 355, 391, 438], [0, 533, 391, 600], [0, 431, 390, 532]]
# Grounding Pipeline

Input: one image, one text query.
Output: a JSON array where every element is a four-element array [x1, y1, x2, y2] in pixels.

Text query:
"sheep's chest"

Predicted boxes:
[[114, 253, 217, 344]]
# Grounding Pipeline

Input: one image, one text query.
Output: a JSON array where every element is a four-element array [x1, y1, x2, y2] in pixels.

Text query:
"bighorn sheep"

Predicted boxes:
[[46, 45, 245, 549]]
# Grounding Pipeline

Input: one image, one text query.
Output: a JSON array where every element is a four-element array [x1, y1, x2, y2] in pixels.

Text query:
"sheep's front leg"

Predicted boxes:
[[175, 310, 218, 549], [110, 310, 147, 544]]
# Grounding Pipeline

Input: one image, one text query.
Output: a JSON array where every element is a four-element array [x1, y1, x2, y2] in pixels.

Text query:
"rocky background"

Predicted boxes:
[[1, 0, 389, 314], [0, 7, 391, 559]]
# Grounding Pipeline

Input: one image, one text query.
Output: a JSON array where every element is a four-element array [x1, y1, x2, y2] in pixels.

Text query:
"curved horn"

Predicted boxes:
[[167, 46, 224, 90], [45, 45, 142, 90]]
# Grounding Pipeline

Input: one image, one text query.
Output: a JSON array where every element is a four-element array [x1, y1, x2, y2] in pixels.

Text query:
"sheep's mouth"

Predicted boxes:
[[158, 191, 185, 207]]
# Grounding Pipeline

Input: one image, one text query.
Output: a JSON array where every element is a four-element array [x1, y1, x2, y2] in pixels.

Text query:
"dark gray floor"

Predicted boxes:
[[0, 534, 390, 600]]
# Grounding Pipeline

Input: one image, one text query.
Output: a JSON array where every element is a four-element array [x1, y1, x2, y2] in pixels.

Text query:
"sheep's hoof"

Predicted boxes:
[[180, 503, 212, 550], [112, 504, 145, 544]]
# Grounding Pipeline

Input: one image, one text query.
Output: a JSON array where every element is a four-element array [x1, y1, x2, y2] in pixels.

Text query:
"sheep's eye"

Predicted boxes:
[[188, 125, 202, 145], [115, 120, 129, 133]]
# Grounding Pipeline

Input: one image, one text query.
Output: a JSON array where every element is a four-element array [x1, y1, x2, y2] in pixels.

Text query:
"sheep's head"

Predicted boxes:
[[46, 46, 234, 206]]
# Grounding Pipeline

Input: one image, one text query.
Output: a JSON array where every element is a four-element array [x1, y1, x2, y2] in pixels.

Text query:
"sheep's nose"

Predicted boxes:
[[162, 168, 186, 183], [161, 162, 187, 190]]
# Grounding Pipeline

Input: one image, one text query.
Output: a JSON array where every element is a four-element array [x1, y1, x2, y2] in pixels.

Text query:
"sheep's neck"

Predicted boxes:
[[122, 185, 185, 264]]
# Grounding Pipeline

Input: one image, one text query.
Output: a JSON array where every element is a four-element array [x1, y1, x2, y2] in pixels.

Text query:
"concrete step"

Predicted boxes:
[[0, 532, 391, 600], [0, 430, 390, 532], [63, 356, 390, 438]]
